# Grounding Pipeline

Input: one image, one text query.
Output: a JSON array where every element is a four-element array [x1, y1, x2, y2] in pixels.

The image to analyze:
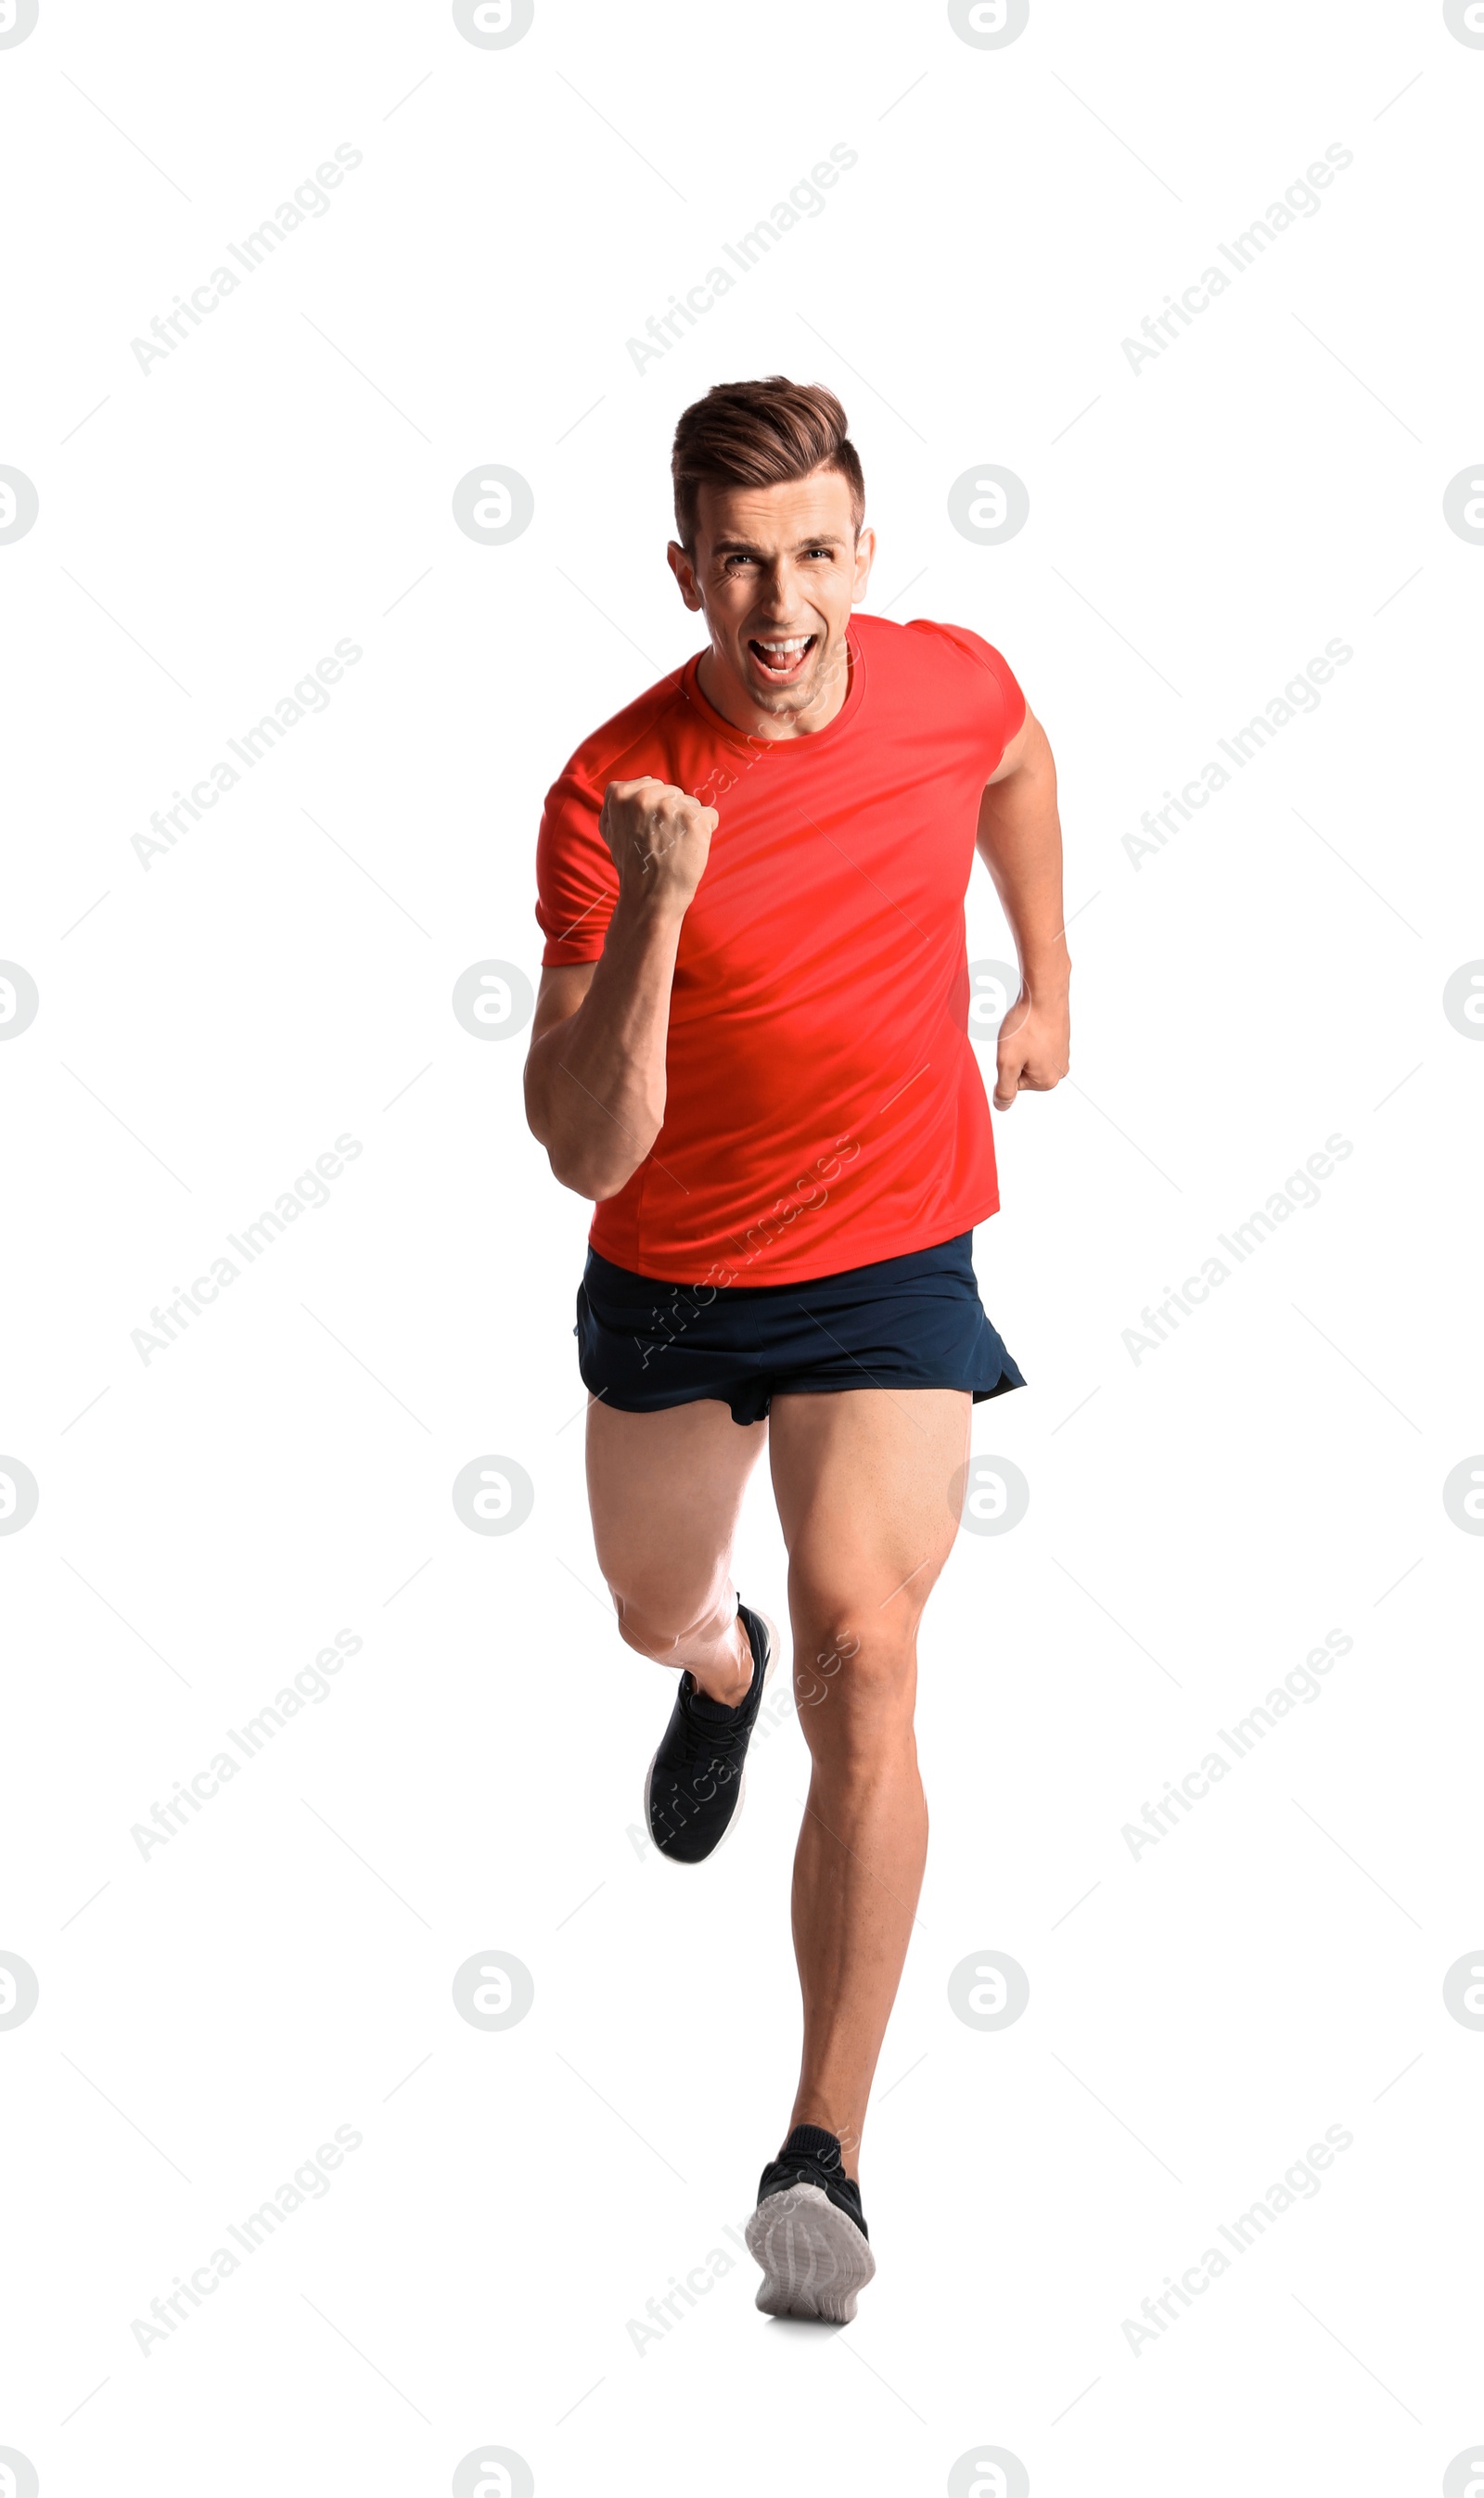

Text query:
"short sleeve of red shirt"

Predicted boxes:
[[534, 750, 616, 967], [903, 618, 1027, 757], [535, 668, 702, 965]]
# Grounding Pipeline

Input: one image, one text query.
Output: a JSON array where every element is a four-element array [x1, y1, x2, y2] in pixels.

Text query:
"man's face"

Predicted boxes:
[[668, 468, 874, 728]]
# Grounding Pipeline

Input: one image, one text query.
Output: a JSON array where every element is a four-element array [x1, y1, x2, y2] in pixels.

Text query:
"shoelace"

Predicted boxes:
[[774, 2157, 833, 2188], [675, 1671, 757, 1760]]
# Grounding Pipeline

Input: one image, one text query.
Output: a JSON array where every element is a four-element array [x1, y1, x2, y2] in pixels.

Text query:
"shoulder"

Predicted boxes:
[[853, 611, 1026, 742], [545, 662, 696, 816], [537, 662, 697, 965]]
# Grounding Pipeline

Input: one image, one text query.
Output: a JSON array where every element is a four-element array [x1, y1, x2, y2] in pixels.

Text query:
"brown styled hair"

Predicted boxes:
[[671, 377, 865, 551]]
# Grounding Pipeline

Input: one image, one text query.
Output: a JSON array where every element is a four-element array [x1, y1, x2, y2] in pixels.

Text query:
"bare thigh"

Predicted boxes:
[[586, 1397, 768, 1659], [768, 1390, 971, 1704]]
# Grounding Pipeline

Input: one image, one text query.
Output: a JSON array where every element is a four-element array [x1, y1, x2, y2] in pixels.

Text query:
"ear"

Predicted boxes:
[[851, 526, 876, 606], [667, 540, 704, 612]]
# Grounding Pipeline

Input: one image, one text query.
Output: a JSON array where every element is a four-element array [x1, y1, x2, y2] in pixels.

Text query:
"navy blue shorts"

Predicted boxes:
[[575, 1233, 1025, 1427]]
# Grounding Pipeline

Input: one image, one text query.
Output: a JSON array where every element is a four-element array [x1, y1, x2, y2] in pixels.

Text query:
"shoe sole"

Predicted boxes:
[[745, 2182, 876, 2324], [643, 1608, 778, 1868]]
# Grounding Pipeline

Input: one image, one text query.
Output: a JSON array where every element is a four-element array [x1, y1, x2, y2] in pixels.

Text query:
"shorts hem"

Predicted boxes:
[[581, 1366, 1025, 1428]]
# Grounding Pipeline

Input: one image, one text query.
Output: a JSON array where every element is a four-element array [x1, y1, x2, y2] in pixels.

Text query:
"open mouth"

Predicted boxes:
[[748, 634, 816, 685]]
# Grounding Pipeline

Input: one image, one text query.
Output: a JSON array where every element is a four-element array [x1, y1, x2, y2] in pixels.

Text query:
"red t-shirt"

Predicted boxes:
[[535, 611, 1026, 1286]]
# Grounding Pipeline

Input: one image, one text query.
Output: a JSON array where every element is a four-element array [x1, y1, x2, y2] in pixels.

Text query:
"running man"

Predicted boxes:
[[525, 378, 1069, 2322]]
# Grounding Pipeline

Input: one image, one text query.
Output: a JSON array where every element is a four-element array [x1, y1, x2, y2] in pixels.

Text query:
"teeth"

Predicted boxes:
[[757, 637, 811, 653]]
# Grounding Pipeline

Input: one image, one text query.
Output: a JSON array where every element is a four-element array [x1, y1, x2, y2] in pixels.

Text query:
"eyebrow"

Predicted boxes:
[[710, 533, 849, 557]]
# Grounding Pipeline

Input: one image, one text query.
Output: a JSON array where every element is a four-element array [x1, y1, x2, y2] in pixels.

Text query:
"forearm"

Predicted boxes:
[[524, 896, 684, 1199], [975, 738, 1070, 995]]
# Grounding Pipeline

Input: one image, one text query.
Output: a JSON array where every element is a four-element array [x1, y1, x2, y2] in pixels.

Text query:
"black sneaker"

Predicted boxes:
[[644, 1602, 774, 1864], [745, 2124, 876, 2323]]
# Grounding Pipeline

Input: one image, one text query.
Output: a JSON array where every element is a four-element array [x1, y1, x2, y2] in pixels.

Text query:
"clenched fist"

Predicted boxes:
[[993, 986, 1070, 1109], [599, 778, 718, 916]]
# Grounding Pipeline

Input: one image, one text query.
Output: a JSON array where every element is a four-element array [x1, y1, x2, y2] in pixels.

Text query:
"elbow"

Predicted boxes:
[[525, 1067, 659, 1202], [546, 1144, 635, 1203], [543, 1137, 593, 1198]]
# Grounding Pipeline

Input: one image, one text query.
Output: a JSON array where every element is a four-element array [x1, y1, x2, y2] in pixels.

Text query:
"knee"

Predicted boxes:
[[611, 1596, 684, 1665], [791, 1611, 917, 1738]]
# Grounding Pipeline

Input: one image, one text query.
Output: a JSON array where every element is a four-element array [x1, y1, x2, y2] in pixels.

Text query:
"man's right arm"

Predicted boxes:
[[523, 777, 716, 1202]]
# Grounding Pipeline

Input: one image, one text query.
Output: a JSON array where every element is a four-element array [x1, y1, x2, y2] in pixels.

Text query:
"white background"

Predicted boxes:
[[2, 2, 1481, 2492]]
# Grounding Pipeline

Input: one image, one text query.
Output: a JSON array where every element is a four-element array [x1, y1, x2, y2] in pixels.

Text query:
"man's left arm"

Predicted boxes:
[[975, 709, 1071, 1110]]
